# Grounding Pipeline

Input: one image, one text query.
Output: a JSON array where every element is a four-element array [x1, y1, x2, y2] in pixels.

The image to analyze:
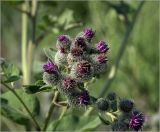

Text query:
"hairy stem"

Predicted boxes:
[[99, 1, 145, 97], [1, 82, 41, 130], [21, 1, 29, 84], [43, 91, 59, 131]]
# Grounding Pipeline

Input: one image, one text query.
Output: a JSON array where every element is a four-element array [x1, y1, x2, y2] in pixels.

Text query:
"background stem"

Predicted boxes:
[[43, 91, 59, 131], [28, 0, 38, 83], [21, 1, 29, 85]]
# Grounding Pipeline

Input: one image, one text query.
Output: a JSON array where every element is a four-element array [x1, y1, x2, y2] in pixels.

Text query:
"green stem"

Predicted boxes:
[[28, 0, 38, 83], [58, 105, 68, 120], [43, 91, 59, 131], [21, 1, 29, 84], [1, 82, 41, 130], [99, 1, 145, 97]]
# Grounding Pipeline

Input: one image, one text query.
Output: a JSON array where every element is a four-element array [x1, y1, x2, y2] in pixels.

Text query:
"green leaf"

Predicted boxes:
[[4, 64, 20, 77], [43, 48, 56, 61], [24, 85, 42, 94], [79, 117, 101, 131], [47, 115, 101, 131], [1, 62, 20, 83], [47, 119, 61, 131], [0, 98, 30, 126], [58, 9, 74, 26], [24, 84, 54, 94], [4, 75, 20, 83], [1, 97, 8, 105], [1, 89, 40, 116], [35, 80, 45, 86], [98, 113, 111, 125]]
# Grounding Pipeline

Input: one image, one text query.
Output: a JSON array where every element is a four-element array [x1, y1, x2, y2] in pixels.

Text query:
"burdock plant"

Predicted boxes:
[[42, 28, 145, 131]]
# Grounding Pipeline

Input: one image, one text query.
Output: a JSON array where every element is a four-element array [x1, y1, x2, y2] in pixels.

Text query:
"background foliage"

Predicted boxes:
[[1, 0, 159, 131]]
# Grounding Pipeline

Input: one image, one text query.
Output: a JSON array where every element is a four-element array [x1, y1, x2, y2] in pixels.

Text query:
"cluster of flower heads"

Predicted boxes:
[[42, 28, 144, 131], [95, 92, 145, 131], [43, 28, 109, 107]]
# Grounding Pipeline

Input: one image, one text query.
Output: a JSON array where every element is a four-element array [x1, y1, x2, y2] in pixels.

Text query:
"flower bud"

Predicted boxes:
[[70, 60, 93, 81], [119, 99, 134, 113], [54, 49, 67, 67], [129, 110, 145, 131], [43, 72, 60, 86], [58, 76, 77, 95], [43, 61, 58, 74], [96, 41, 109, 53], [67, 47, 89, 65], [92, 54, 108, 74], [71, 37, 88, 52], [82, 28, 95, 42], [96, 98, 109, 112], [67, 90, 90, 106], [43, 61, 60, 86], [56, 35, 71, 50], [107, 92, 116, 101]]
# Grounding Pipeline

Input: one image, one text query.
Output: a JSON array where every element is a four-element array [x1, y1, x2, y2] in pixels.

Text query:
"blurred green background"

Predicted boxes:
[[1, 0, 159, 131]]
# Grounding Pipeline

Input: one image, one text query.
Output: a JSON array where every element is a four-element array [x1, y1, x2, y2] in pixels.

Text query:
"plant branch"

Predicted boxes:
[[1, 82, 41, 130], [21, 1, 29, 85], [14, 6, 31, 17], [99, 1, 145, 97], [43, 91, 59, 131], [58, 105, 69, 120]]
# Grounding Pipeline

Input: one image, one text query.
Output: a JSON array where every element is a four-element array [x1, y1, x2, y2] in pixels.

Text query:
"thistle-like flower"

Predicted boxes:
[[92, 54, 108, 74], [58, 76, 77, 95], [71, 61, 93, 81], [107, 92, 117, 101], [54, 49, 67, 67], [43, 61, 58, 74], [72, 37, 88, 52], [67, 47, 84, 65], [129, 111, 145, 131], [67, 90, 90, 106], [96, 41, 109, 53], [119, 99, 134, 113], [96, 98, 109, 112], [78, 90, 90, 105], [56, 35, 71, 50], [83, 28, 95, 40], [43, 61, 60, 86]]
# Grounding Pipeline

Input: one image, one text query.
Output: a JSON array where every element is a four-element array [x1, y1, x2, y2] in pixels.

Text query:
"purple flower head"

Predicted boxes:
[[97, 54, 108, 64], [58, 35, 69, 44], [74, 37, 87, 51], [129, 111, 145, 131], [43, 61, 57, 74], [77, 62, 91, 76], [63, 77, 76, 90], [71, 47, 83, 57], [78, 90, 90, 105], [83, 28, 95, 39], [60, 48, 67, 54], [96, 41, 109, 53]]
